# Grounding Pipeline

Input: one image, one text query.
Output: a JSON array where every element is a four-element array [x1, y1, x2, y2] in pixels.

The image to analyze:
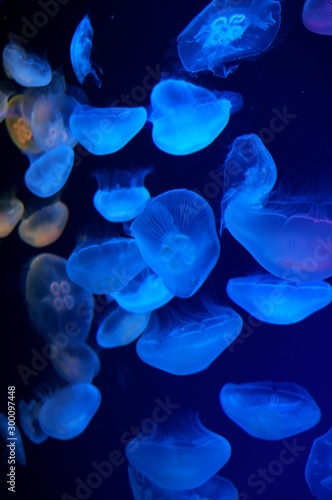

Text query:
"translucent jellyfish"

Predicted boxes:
[[5, 94, 42, 154], [70, 15, 102, 88], [219, 381, 321, 440], [38, 383, 101, 440], [305, 427, 332, 499], [0, 412, 26, 466], [0, 85, 14, 123], [0, 195, 24, 237], [302, 0, 332, 35], [66, 237, 147, 295], [96, 305, 150, 348], [130, 189, 220, 298], [69, 104, 147, 155], [18, 201, 69, 247], [25, 253, 94, 346], [19, 399, 48, 444], [93, 168, 153, 222], [136, 300, 243, 375], [2, 41, 52, 87], [177, 0, 282, 77], [226, 274, 332, 325], [149, 79, 242, 155], [24, 145, 75, 198], [125, 412, 231, 490], [51, 343, 100, 384]]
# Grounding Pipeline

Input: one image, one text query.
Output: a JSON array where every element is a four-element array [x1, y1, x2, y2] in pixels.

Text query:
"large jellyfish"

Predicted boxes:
[[19, 399, 48, 444], [50, 343, 100, 384], [0, 412, 26, 467], [149, 79, 242, 155], [2, 41, 52, 87], [302, 0, 332, 35], [177, 0, 282, 77], [219, 381, 321, 440], [130, 189, 220, 298], [125, 412, 231, 490], [305, 427, 332, 499], [0, 195, 24, 238]]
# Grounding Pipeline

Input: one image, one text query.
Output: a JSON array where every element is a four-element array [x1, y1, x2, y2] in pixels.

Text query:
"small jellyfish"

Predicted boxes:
[[2, 41, 52, 87], [130, 189, 220, 298], [18, 201, 69, 247], [219, 381, 321, 440], [93, 168, 153, 222], [5, 94, 42, 154], [69, 104, 147, 155], [70, 15, 102, 88], [0, 84, 14, 123], [177, 0, 282, 77], [38, 383, 101, 440], [0, 412, 26, 466], [125, 412, 231, 490], [51, 343, 100, 384], [19, 399, 48, 444], [302, 0, 332, 35], [0, 195, 24, 237], [305, 427, 332, 499], [149, 79, 242, 155]]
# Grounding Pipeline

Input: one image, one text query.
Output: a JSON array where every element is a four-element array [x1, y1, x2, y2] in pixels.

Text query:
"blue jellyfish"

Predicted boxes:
[[19, 399, 48, 444], [2, 41, 52, 87], [226, 274, 332, 325], [0, 411, 26, 466], [302, 0, 332, 35], [93, 167, 153, 222], [125, 412, 231, 490], [25, 253, 94, 346], [50, 343, 100, 384], [305, 427, 332, 499], [130, 189, 220, 298], [38, 383, 101, 440], [149, 79, 242, 155], [69, 104, 147, 155], [66, 238, 147, 295], [219, 381, 321, 440], [70, 15, 102, 88], [177, 0, 282, 77]]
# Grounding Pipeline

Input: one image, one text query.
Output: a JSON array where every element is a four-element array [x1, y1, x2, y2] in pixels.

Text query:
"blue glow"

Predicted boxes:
[[0, 412, 26, 466], [50, 344, 100, 384], [19, 399, 48, 444], [2, 41, 52, 87], [305, 427, 332, 499]]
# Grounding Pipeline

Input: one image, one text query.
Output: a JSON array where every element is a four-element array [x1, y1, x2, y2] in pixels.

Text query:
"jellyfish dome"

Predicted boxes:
[[19, 399, 48, 444], [2, 41, 52, 87], [0, 195, 24, 238], [50, 343, 100, 384], [302, 0, 332, 35], [5, 94, 42, 155], [219, 381, 321, 440], [305, 427, 332, 499]]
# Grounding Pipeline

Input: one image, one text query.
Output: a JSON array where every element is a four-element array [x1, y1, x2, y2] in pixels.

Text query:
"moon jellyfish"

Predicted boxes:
[[19, 399, 48, 444], [5, 95, 42, 154], [93, 167, 153, 222], [125, 412, 231, 491], [50, 343, 100, 384], [0, 412, 26, 467], [302, 0, 332, 35], [149, 79, 242, 155], [70, 15, 102, 88], [305, 427, 332, 499], [24, 145, 75, 198], [96, 306, 150, 348], [38, 383, 101, 440], [219, 381, 321, 440], [2, 41, 52, 87], [177, 0, 282, 77], [226, 274, 332, 325], [0, 195, 24, 237], [26, 253, 94, 346], [69, 104, 147, 155], [130, 189, 220, 298], [18, 201, 69, 247]]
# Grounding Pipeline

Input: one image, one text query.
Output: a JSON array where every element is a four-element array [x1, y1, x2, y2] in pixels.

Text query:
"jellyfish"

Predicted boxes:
[[226, 274, 332, 325], [130, 189, 220, 298], [69, 103, 147, 155], [50, 343, 100, 384], [25, 253, 94, 346], [18, 201, 69, 247], [305, 427, 332, 499], [302, 0, 332, 35], [149, 79, 242, 155], [125, 412, 231, 491], [136, 300, 243, 375], [18, 399, 48, 444], [0, 85, 14, 123], [2, 41, 52, 87], [0, 195, 24, 238], [93, 167, 153, 222], [96, 305, 151, 348], [0, 412, 26, 466], [38, 383, 101, 440], [177, 0, 282, 77], [219, 381, 321, 440], [5, 94, 42, 154], [24, 145, 75, 198], [70, 15, 102, 88]]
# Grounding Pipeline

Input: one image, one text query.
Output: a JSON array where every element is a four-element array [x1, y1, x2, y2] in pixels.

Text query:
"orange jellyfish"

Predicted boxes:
[[0, 195, 24, 238], [5, 95, 41, 154]]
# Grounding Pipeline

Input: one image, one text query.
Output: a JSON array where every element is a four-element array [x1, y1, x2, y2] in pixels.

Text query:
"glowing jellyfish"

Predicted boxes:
[[302, 0, 332, 35], [26, 253, 94, 346], [2, 41, 51, 87], [66, 237, 146, 295], [149, 79, 242, 155], [126, 412, 231, 491], [177, 0, 282, 77], [96, 305, 150, 348], [5, 95, 41, 154], [93, 168, 153, 222], [305, 427, 332, 499], [226, 274, 332, 325], [0, 195, 24, 238], [18, 201, 69, 247], [70, 15, 102, 88], [130, 189, 220, 298], [219, 381, 321, 440], [51, 343, 100, 384], [38, 383, 101, 440], [19, 399, 48, 444], [24, 145, 75, 198], [0, 412, 26, 466], [69, 104, 147, 155], [0, 86, 14, 123], [136, 301, 243, 375]]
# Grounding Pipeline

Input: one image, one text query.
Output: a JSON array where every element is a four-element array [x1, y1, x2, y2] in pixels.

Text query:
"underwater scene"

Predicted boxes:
[[0, 0, 332, 498]]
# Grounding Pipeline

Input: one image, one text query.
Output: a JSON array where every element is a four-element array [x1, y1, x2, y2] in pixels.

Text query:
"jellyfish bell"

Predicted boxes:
[[302, 0, 332, 35], [2, 41, 52, 87], [5, 94, 42, 154], [0, 194, 24, 238], [305, 427, 332, 499], [19, 399, 48, 444], [50, 343, 100, 384]]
